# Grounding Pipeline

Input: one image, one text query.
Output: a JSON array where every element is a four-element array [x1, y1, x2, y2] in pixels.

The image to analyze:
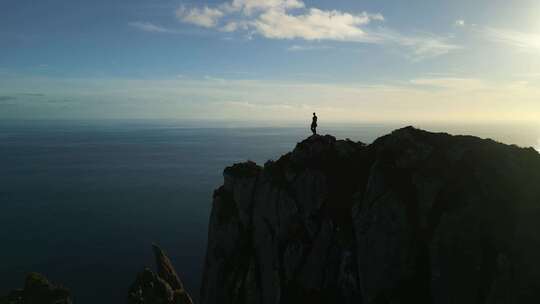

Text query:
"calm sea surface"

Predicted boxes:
[[1, 120, 538, 303]]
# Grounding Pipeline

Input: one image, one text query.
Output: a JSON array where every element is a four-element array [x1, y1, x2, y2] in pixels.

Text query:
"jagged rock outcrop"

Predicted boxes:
[[0, 273, 72, 304], [128, 244, 193, 304], [201, 127, 540, 304]]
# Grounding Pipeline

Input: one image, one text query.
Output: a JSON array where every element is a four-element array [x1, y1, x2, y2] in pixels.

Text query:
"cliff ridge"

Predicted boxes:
[[202, 127, 540, 304]]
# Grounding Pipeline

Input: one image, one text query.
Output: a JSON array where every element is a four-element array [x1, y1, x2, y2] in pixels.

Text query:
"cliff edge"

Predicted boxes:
[[201, 126, 540, 304], [4, 126, 540, 304]]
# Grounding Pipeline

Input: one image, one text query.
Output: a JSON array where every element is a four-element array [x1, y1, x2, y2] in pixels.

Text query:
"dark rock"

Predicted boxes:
[[202, 134, 368, 304], [152, 244, 185, 292], [128, 245, 193, 304], [201, 127, 540, 304], [0, 273, 71, 304]]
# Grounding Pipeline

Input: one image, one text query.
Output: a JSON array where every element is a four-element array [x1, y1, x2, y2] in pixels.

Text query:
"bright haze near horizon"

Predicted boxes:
[[1, 0, 540, 125]]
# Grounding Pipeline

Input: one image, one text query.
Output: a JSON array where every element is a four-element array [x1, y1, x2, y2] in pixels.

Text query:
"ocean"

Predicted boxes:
[[1, 120, 538, 303]]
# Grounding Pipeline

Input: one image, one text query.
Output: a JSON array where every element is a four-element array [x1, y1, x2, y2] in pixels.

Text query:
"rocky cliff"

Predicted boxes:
[[127, 244, 193, 304], [2, 245, 193, 304], [0, 273, 72, 304], [4, 127, 540, 304], [201, 126, 540, 304]]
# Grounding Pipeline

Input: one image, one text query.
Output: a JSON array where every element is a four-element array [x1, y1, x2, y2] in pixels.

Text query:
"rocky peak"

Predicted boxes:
[[202, 127, 540, 304], [128, 245, 193, 304], [287, 134, 364, 168], [152, 244, 185, 292], [0, 273, 72, 304]]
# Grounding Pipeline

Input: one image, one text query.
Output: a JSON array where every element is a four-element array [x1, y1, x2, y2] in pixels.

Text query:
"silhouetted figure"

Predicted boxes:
[[311, 112, 318, 135]]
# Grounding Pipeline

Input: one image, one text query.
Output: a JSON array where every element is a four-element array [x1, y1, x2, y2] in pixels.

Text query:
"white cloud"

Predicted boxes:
[[410, 77, 487, 90], [224, 0, 305, 15], [253, 8, 383, 42], [176, 6, 224, 28], [175, 0, 458, 60], [204, 75, 227, 83], [128, 21, 174, 33], [481, 27, 540, 51], [287, 44, 333, 52], [455, 20, 465, 27], [408, 38, 462, 60], [221, 21, 250, 32], [375, 29, 462, 60], [222, 100, 296, 110], [178, 1, 383, 42]]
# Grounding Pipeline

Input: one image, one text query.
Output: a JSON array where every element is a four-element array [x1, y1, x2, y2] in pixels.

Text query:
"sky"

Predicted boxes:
[[1, 0, 540, 123]]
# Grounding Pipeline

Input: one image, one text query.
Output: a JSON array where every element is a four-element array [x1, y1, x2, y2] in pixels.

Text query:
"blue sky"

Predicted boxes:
[[1, 0, 540, 122]]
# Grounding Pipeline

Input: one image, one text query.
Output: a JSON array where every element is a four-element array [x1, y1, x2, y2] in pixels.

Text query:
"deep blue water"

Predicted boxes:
[[1, 120, 538, 303]]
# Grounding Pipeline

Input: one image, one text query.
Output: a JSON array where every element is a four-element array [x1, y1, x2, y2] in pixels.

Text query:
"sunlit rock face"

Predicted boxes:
[[201, 127, 540, 304]]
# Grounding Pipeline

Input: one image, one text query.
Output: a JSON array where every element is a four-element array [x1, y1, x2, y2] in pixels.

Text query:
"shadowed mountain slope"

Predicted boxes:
[[201, 126, 540, 304]]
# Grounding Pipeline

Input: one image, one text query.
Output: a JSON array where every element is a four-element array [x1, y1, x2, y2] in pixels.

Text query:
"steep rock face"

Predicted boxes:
[[201, 134, 370, 304], [128, 245, 193, 304], [0, 273, 72, 304], [201, 127, 540, 304]]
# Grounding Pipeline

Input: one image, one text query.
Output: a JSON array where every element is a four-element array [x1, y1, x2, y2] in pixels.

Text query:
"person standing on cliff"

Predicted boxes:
[[311, 112, 318, 135]]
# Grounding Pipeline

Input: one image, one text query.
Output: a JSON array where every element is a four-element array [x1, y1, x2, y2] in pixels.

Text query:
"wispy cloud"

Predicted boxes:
[[128, 21, 175, 33], [203, 75, 227, 83], [481, 27, 540, 51], [176, 6, 224, 28], [175, 0, 459, 60], [221, 0, 306, 15], [3, 75, 540, 122], [375, 29, 462, 61], [287, 44, 333, 52], [221, 101, 296, 110], [410, 77, 487, 90]]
